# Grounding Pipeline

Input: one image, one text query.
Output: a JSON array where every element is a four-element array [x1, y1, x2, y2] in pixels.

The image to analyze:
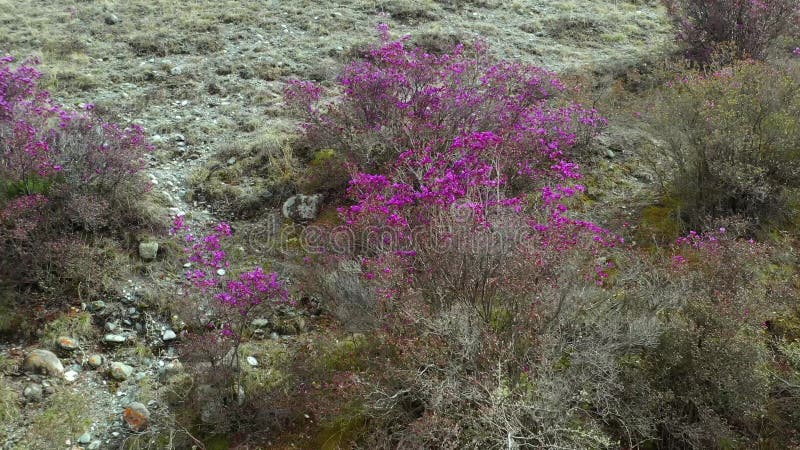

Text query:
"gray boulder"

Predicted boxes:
[[282, 194, 322, 222], [138, 241, 159, 260]]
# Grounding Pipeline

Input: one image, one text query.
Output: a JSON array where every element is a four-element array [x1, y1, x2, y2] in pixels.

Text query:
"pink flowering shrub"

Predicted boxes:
[[285, 31, 605, 190], [0, 56, 152, 295], [662, 0, 799, 62], [170, 216, 289, 368], [285, 32, 613, 324]]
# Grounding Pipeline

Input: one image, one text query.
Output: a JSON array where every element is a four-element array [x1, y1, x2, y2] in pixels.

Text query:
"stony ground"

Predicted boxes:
[[0, 1, 672, 448]]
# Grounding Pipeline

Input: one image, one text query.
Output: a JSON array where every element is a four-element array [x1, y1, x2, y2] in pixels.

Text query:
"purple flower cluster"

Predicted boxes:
[[1, 56, 151, 220], [172, 216, 289, 335]]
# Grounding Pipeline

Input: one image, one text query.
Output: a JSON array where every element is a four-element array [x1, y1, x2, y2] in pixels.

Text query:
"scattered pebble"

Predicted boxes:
[[162, 329, 177, 341]]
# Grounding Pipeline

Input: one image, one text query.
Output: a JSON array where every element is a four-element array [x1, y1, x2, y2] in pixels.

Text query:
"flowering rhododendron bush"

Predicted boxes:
[[285, 28, 605, 181], [167, 216, 297, 436], [0, 56, 151, 294], [662, 0, 800, 62], [170, 216, 289, 347], [287, 31, 614, 320]]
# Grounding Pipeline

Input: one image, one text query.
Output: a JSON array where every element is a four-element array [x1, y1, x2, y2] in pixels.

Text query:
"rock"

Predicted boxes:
[[87, 300, 106, 312], [23, 349, 64, 377], [197, 384, 224, 424], [109, 362, 134, 381], [64, 370, 79, 383], [251, 318, 270, 328], [162, 329, 177, 341], [23, 383, 43, 402], [88, 441, 101, 450], [87, 354, 104, 368], [123, 402, 150, 431], [246, 356, 258, 367], [57, 336, 79, 352], [138, 241, 159, 260], [104, 334, 126, 344], [274, 316, 306, 335], [604, 149, 615, 159], [77, 432, 91, 444], [282, 194, 322, 223], [158, 359, 183, 382], [104, 14, 120, 25]]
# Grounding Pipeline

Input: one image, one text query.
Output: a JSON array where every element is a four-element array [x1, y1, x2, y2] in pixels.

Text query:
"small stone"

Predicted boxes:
[[251, 318, 270, 328], [162, 329, 177, 341], [123, 402, 150, 431], [57, 336, 79, 352], [270, 332, 280, 340], [87, 300, 106, 312], [88, 441, 101, 450], [64, 370, 79, 383], [87, 354, 104, 368], [23, 349, 64, 377], [138, 241, 159, 260], [23, 383, 43, 402], [104, 14, 120, 25], [282, 194, 322, 223], [104, 322, 118, 332], [227, 157, 236, 165], [104, 334, 126, 344], [246, 356, 258, 367], [109, 362, 134, 381], [77, 432, 91, 444], [604, 149, 615, 159]]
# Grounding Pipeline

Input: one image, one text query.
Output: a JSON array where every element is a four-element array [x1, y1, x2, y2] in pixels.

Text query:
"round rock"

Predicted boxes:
[[109, 362, 134, 381], [87, 354, 104, 368], [77, 432, 91, 444], [123, 402, 150, 431], [23, 349, 64, 377], [23, 383, 43, 402], [57, 336, 79, 352], [64, 370, 79, 383], [282, 194, 322, 223]]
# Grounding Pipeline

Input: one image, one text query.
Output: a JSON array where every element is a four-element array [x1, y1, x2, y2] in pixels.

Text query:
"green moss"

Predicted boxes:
[[238, 341, 292, 393], [638, 198, 682, 246], [0, 378, 19, 425], [313, 404, 369, 450], [320, 334, 371, 372], [20, 390, 92, 448]]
